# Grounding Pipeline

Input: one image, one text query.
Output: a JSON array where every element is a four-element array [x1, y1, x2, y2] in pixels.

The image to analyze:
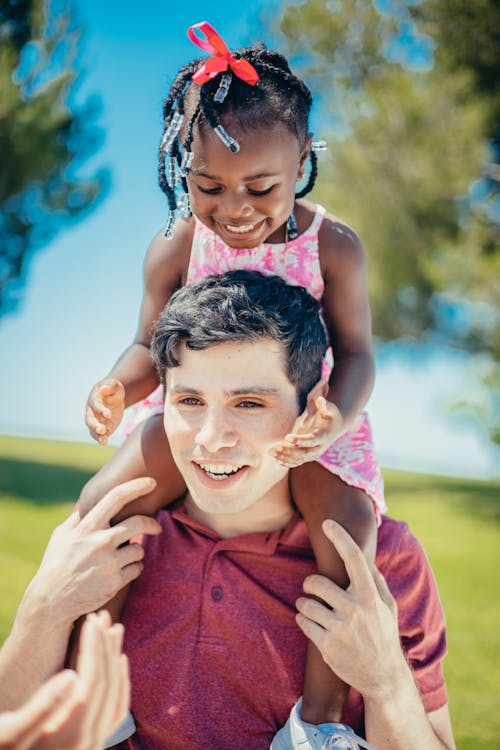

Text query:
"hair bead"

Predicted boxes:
[[167, 157, 177, 188], [180, 150, 194, 177], [286, 212, 298, 240], [214, 124, 240, 153], [164, 210, 176, 239], [177, 193, 192, 218], [214, 73, 232, 103], [161, 111, 185, 154], [312, 139, 327, 152]]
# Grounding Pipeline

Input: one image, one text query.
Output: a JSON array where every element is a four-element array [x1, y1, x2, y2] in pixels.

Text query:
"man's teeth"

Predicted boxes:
[[199, 463, 244, 480], [225, 223, 256, 233]]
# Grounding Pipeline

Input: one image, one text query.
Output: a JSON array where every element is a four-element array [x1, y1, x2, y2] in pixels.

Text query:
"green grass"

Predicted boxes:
[[1, 435, 499, 749]]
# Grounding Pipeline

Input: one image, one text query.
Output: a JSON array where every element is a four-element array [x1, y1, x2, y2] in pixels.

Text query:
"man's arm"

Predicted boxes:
[[0, 478, 161, 711], [295, 519, 455, 750]]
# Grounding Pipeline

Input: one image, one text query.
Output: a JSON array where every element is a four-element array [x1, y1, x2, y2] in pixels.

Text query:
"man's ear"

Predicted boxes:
[[297, 133, 313, 180]]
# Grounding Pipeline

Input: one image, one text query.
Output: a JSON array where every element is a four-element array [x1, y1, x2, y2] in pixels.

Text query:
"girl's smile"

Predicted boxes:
[[187, 120, 309, 248]]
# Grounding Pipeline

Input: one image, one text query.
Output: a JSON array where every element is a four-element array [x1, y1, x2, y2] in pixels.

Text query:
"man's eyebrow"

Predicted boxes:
[[168, 385, 281, 397], [189, 170, 279, 181], [168, 385, 201, 395], [228, 387, 280, 397]]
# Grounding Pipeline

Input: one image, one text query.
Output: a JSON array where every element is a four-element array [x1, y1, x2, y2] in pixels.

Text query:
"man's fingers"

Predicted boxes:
[[296, 595, 335, 630], [83, 477, 157, 529], [321, 519, 376, 597], [120, 560, 145, 586], [373, 567, 398, 615], [301, 574, 348, 611], [116, 542, 146, 568], [295, 612, 328, 652], [111, 515, 162, 546]]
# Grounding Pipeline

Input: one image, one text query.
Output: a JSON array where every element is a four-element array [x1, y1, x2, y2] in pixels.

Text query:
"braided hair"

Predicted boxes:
[[158, 43, 318, 238]]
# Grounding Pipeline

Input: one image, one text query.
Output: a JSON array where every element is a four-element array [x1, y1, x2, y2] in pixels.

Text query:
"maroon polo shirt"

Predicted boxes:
[[120, 507, 447, 750]]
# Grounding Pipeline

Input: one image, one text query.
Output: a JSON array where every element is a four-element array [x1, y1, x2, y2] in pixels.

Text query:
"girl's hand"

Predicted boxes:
[[269, 384, 345, 467], [85, 379, 126, 445]]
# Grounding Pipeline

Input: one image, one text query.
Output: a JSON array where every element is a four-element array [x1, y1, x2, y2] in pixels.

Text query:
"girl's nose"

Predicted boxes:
[[195, 410, 238, 453], [220, 192, 253, 221]]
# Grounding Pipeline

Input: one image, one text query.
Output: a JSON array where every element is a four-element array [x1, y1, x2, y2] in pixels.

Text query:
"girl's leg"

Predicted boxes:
[[290, 462, 377, 725], [78, 414, 186, 523]]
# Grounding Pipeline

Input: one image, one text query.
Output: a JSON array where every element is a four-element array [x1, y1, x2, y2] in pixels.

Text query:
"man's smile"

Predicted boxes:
[[191, 460, 250, 488]]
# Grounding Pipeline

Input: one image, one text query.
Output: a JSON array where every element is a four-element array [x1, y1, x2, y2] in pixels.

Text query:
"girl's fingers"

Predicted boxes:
[[85, 407, 106, 435], [285, 435, 322, 448]]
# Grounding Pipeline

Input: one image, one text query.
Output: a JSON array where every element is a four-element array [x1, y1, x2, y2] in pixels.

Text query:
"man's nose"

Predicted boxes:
[[195, 409, 238, 452]]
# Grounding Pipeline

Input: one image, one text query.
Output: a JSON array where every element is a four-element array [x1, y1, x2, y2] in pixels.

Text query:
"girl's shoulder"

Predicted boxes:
[[308, 203, 366, 280], [294, 201, 366, 285], [144, 215, 195, 288]]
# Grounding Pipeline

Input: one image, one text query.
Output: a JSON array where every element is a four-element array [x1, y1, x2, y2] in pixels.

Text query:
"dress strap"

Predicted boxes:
[[308, 204, 326, 235]]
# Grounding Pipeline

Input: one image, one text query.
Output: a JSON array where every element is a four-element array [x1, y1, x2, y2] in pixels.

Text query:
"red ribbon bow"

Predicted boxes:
[[187, 22, 259, 87]]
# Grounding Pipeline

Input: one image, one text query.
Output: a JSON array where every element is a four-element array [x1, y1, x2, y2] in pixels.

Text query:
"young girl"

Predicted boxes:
[[81, 21, 385, 750]]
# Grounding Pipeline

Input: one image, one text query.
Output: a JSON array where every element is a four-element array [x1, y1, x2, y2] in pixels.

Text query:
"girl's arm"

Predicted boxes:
[[270, 213, 374, 466], [318, 214, 374, 431], [86, 218, 194, 444]]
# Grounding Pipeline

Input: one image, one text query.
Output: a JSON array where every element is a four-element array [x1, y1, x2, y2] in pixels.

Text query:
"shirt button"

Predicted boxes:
[[211, 586, 223, 601]]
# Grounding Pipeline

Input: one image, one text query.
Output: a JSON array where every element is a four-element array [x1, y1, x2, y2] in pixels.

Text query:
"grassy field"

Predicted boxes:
[[0, 434, 499, 749]]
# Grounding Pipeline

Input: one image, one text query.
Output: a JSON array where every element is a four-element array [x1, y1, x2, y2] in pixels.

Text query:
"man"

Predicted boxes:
[[119, 270, 454, 749], [1, 271, 455, 750]]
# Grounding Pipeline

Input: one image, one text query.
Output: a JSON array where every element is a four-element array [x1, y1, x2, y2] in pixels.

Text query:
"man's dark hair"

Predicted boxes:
[[152, 270, 327, 412]]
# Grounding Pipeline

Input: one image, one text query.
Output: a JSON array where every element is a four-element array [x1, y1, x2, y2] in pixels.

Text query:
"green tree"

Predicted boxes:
[[0, 0, 107, 315], [271, 0, 499, 440]]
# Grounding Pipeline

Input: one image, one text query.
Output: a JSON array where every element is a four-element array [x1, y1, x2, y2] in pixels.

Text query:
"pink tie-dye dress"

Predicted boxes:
[[126, 205, 386, 516]]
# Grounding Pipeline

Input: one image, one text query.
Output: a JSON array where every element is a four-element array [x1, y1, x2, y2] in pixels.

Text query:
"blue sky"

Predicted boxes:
[[0, 0, 498, 479]]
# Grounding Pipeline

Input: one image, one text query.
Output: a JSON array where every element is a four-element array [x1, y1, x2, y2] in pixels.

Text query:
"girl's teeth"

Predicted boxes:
[[226, 224, 255, 233]]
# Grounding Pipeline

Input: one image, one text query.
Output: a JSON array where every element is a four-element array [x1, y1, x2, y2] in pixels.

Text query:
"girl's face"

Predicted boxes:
[[186, 119, 309, 248]]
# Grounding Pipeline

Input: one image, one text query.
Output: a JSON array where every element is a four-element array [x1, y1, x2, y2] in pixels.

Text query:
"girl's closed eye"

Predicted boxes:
[[196, 184, 222, 195], [247, 186, 274, 196]]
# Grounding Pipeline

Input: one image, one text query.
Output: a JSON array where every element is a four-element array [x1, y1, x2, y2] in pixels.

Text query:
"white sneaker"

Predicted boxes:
[[270, 698, 376, 750]]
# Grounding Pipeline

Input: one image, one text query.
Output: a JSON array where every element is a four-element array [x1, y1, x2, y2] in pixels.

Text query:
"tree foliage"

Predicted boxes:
[[269, 0, 499, 443], [273, 0, 499, 356], [0, 0, 107, 316]]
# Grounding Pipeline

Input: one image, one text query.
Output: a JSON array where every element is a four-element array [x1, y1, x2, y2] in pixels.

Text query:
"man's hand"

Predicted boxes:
[[270, 382, 345, 467], [85, 379, 126, 445], [27, 477, 162, 625], [0, 611, 129, 750], [295, 519, 408, 701]]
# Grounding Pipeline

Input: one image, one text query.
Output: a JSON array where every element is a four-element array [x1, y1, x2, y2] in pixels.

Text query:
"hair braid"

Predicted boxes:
[[157, 40, 320, 236], [295, 150, 318, 198]]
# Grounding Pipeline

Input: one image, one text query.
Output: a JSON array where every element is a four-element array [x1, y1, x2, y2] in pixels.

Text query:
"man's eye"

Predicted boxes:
[[237, 400, 264, 409], [197, 185, 221, 195], [179, 397, 202, 406], [248, 186, 273, 196]]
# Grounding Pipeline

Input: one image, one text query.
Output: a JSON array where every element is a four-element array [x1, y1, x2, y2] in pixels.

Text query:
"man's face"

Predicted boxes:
[[163, 338, 299, 527]]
